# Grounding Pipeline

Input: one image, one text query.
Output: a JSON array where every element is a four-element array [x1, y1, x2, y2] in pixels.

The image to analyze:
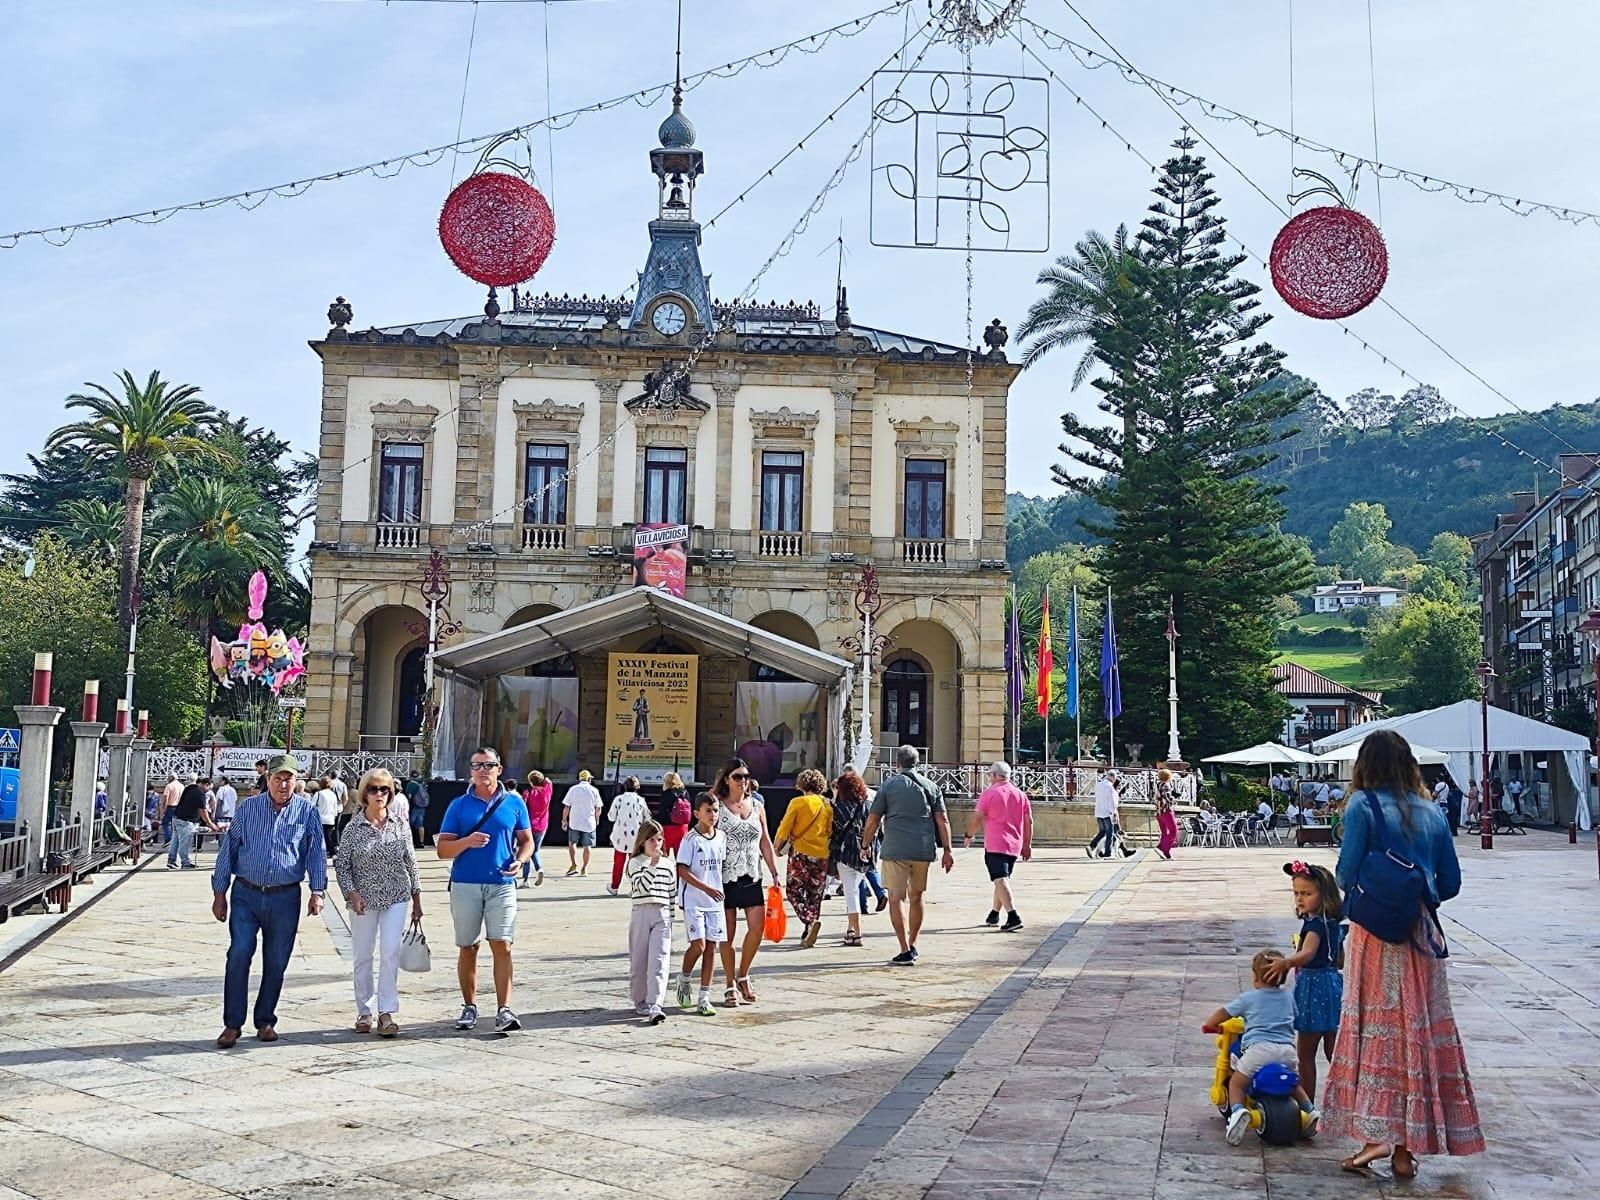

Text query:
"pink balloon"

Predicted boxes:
[[247, 570, 268, 622]]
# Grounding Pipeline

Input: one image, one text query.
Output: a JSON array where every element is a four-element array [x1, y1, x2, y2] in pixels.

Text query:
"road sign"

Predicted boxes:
[[0, 728, 19, 754], [277, 697, 307, 710]]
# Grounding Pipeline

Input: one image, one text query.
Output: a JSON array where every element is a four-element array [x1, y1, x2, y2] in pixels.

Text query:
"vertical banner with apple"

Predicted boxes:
[[634, 523, 689, 597], [606, 653, 698, 783]]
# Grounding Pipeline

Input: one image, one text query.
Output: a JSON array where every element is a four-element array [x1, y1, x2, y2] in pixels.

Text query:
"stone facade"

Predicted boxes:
[[302, 93, 1018, 772]]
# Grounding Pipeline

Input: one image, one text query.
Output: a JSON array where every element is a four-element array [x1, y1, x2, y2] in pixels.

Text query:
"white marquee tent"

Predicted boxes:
[[1311, 700, 1593, 829]]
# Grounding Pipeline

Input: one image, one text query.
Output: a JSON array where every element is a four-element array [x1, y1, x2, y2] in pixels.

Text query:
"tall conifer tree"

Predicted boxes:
[[1049, 135, 1313, 757]]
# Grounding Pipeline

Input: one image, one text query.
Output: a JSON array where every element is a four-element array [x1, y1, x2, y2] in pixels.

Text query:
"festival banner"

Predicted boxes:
[[605, 653, 698, 783], [633, 523, 689, 597], [493, 677, 580, 778], [734, 682, 824, 786]]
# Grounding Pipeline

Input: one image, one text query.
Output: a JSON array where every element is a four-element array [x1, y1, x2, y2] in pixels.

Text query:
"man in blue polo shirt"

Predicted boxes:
[[437, 746, 532, 1033]]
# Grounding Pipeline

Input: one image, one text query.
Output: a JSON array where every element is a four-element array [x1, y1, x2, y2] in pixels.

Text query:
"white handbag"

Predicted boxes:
[[398, 921, 431, 973]]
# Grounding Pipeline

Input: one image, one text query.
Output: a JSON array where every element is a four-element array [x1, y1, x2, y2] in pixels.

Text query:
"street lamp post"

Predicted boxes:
[[406, 550, 463, 765], [1576, 609, 1600, 846], [1476, 660, 1495, 851], [838, 564, 892, 776]]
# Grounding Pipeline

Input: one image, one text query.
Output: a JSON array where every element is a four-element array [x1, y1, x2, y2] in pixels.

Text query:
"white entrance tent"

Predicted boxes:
[[1311, 700, 1593, 829], [1315, 738, 1450, 767], [1202, 743, 1320, 766]]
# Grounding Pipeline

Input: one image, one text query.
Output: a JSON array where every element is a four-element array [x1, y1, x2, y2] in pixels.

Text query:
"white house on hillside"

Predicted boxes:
[[1312, 579, 1404, 613]]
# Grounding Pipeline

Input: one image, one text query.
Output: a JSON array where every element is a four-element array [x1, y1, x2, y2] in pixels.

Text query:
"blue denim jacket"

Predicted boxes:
[[1335, 787, 1461, 906]]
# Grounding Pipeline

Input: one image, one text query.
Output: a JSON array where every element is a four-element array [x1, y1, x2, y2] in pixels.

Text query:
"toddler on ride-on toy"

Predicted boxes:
[[1202, 949, 1321, 1146]]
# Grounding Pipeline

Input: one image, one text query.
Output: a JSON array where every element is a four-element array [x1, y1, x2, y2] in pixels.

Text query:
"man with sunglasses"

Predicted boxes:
[[437, 747, 533, 1033]]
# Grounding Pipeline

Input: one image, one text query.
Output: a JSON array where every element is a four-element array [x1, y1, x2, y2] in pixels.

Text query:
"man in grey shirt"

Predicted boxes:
[[861, 746, 955, 967]]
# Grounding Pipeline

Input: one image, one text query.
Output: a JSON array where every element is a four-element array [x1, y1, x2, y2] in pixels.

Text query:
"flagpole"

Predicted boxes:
[[1167, 595, 1182, 762], [1010, 583, 1019, 766], [1072, 585, 1081, 765], [1106, 586, 1116, 768]]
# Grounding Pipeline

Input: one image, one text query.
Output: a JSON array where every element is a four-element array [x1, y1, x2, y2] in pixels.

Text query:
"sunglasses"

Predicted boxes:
[[730, 772, 750, 781], [367, 785, 393, 795], [470, 762, 501, 771]]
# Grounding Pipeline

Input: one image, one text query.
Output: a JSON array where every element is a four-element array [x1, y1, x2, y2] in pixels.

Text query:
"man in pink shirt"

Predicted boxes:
[[964, 761, 1033, 932]]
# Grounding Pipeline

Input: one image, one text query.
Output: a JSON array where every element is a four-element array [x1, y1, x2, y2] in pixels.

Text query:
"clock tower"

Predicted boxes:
[[629, 86, 713, 338]]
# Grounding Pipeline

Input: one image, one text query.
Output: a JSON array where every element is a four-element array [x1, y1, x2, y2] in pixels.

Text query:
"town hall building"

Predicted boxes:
[[301, 90, 1016, 782]]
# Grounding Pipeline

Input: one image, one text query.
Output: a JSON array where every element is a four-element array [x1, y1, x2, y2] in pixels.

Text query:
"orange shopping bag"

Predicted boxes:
[[763, 884, 787, 943]]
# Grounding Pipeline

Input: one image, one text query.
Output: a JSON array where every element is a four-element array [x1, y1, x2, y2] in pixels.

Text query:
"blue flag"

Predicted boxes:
[[1005, 599, 1023, 719], [1066, 588, 1080, 719], [1100, 590, 1123, 720]]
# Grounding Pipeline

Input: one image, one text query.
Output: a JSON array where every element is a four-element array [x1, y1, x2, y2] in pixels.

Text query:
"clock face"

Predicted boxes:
[[651, 301, 688, 336]]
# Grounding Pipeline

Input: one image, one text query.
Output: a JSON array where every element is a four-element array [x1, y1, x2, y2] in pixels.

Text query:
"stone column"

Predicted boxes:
[[105, 732, 136, 835], [593, 372, 624, 527], [68, 720, 108, 841], [712, 375, 740, 532], [13, 705, 65, 868], [128, 737, 154, 830]]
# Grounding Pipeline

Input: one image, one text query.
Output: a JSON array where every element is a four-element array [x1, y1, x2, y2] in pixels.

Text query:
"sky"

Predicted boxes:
[[4, 0, 1599, 509]]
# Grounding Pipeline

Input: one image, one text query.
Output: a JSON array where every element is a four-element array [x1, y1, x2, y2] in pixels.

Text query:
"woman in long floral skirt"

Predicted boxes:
[[1321, 730, 1484, 1178]]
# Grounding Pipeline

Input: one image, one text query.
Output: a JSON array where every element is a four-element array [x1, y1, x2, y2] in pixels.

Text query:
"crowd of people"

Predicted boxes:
[[185, 732, 1480, 1180]]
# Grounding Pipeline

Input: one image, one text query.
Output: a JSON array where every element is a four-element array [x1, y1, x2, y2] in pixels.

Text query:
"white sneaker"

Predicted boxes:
[[606, 886, 620, 897], [1225, 1106, 1251, 1146], [1301, 1106, 1320, 1138], [494, 1006, 521, 1033], [647, 1006, 666, 1025], [695, 995, 717, 1016], [676, 974, 693, 1010], [634, 1002, 652, 1016], [455, 1004, 478, 1030]]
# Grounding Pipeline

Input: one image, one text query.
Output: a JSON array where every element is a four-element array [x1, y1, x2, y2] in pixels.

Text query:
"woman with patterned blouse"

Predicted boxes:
[[334, 769, 423, 1037]]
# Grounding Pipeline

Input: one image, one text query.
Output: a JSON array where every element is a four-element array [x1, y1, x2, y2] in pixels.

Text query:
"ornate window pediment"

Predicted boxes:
[[890, 415, 961, 456], [372, 398, 439, 442], [749, 406, 821, 439], [513, 397, 585, 435]]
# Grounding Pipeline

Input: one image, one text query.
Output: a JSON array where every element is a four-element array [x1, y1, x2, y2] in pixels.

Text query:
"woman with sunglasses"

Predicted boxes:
[[710, 757, 779, 1006], [334, 768, 423, 1037]]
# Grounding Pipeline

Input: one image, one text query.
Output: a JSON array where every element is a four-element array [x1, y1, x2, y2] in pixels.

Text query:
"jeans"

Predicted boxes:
[[521, 830, 546, 881], [857, 864, 886, 911], [410, 807, 430, 847], [224, 883, 301, 1031], [167, 819, 197, 866], [351, 899, 408, 1016], [160, 808, 174, 844], [1089, 816, 1116, 856]]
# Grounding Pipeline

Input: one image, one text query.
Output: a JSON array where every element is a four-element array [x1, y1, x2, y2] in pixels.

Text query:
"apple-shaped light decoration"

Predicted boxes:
[[1270, 205, 1388, 320], [438, 172, 556, 288]]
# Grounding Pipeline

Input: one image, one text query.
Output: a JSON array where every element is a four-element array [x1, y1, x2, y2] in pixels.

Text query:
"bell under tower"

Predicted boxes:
[[629, 86, 712, 334]]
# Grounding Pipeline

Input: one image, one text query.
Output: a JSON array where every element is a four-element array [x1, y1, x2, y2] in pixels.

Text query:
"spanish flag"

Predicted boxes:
[[1036, 587, 1053, 716]]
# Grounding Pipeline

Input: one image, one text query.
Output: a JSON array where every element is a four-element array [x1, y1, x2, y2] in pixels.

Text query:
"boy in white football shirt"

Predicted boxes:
[[674, 794, 726, 1016]]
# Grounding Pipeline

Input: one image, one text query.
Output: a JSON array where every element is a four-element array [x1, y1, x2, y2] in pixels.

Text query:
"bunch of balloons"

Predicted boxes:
[[209, 570, 306, 694]]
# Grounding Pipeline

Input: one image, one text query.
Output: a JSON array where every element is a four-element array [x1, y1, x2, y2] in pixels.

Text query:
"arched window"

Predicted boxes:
[[881, 655, 931, 751]]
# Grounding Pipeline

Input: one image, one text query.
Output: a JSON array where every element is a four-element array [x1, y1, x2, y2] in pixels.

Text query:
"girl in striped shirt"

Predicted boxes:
[[626, 819, 676, 1024]]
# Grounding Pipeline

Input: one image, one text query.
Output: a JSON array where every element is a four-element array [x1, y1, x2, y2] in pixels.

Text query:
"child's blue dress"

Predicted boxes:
[[1292, 916, 1343, 1034]]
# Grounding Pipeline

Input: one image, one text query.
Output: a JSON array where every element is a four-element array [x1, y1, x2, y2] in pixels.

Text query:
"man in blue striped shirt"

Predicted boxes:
[[211, 754, 327, 1048]]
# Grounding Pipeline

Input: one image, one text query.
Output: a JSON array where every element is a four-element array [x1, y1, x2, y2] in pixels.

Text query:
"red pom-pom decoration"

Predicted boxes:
[[438, 172, 555, 287], [1269, 206, 1388, 319]]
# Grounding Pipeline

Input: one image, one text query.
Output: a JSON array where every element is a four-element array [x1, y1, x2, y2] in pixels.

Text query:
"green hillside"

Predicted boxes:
[[1009, 395, 1600, 563]]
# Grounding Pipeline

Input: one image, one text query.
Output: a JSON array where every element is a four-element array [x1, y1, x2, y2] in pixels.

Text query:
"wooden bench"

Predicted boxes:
[[1295, 824, 1334, 847]]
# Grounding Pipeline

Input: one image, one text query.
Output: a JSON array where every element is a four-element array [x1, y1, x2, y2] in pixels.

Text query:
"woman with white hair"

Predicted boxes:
[[965, 761, 1032, 931]]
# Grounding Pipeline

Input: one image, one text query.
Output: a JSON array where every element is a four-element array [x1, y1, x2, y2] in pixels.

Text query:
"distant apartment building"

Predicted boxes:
[[1474, 453, 1600, 719], [1311, 579, 1404, 613]]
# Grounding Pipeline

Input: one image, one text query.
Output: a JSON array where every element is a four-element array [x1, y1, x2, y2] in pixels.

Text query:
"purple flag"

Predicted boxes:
[[1006, 598, 1024, 718]]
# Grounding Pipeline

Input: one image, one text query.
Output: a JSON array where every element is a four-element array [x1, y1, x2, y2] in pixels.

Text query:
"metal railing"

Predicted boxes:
[[146, 745, 424, 783], [868, 762, 1197, 804]]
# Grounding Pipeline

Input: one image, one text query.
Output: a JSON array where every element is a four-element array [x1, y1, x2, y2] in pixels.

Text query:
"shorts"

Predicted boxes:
[[1231, 1042, 1299, 1078], [983, 852, 1017, 881], [568, 829, 596, 848], [882, 858, 931, 898], [683, 905, 726, 945], [449, 882, 518, 947], [722, 875, 764, 911]]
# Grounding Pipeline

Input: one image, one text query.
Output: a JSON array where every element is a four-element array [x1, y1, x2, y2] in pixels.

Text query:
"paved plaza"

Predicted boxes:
[[1, 831, 1597, 1200]]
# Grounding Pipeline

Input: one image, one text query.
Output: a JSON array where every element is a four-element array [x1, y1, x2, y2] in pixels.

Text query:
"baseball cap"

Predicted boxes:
[[578, 769, 592, 782], [265, 754, 302, 776]]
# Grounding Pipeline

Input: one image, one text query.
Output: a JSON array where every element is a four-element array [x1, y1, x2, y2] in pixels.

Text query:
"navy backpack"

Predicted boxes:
[[1344, 790, 1431, 945]]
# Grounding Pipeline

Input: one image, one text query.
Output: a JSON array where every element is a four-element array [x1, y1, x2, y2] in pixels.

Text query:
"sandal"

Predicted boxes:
[[354, 1014, 372, 1034], [736, 976, 758, 1003], [1340, 1144, 1390, 1174], [1391, 1148, 1417, 1179], [843, 930, 862, 946], [377, 1014, 399, 1038], [722, 987, 741, 1008]]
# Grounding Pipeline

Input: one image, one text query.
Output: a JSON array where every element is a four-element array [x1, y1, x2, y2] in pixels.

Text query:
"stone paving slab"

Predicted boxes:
[[0, 842, 1108, 1198]]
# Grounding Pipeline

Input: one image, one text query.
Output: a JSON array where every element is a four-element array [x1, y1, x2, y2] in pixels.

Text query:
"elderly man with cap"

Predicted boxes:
[[210, 754, 327, 1048]]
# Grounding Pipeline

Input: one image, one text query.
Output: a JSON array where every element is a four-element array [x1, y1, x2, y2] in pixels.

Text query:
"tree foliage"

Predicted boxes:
[[1361, 597, 1481, 712], [0, 537, 207, 753], [1041, 136, 1313, 760]]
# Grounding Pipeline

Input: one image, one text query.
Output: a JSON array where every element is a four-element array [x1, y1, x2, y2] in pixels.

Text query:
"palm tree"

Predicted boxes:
[[1017, 224, 1140, 386], [148, 477, 280, 637], [46, 370, 223, 629], [58, 497, 126, 564]]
